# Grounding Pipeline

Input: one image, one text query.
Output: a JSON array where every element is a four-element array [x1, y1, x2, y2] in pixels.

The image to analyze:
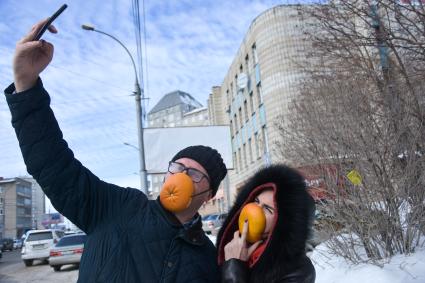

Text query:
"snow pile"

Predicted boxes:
[[312, 243, 425, 283], [208, 233, 425, 282]]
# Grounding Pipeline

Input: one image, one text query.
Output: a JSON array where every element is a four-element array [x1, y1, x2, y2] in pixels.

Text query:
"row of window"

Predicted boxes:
[[226, 43, 259, 106], [17, 207, 32, 216], [16, 185, 32, 196], [148, 111, 208, 127], [233, 125, 268, 172], [230, 83, 263, 137], [16, 216, 32, 226], [16, 196, 31, 206]]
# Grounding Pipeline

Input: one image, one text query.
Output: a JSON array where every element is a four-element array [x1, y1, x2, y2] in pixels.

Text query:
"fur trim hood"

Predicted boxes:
[[217, 164, 315, 271]]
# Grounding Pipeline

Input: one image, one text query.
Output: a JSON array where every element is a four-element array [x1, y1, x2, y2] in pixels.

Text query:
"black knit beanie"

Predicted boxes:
[[171, 145, 227, 197]]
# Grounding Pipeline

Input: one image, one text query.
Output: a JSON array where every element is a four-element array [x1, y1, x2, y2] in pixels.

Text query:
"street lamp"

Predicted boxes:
[[82, 24, 148, 196]]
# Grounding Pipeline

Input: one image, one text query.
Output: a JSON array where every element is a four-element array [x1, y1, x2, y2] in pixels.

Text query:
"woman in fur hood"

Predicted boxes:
[[217, 164, 316, 283]]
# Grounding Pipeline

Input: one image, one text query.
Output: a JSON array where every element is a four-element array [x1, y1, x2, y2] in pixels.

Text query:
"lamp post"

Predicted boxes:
[[82, 24, 148, 196]]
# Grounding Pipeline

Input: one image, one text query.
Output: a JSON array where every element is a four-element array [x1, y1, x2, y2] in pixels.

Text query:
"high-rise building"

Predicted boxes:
[[0, 177, 32, 238], [209, 5, 316, 203]]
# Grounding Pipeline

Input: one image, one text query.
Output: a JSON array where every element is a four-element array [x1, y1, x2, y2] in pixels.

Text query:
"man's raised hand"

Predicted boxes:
[[13, 19, 57, 92]]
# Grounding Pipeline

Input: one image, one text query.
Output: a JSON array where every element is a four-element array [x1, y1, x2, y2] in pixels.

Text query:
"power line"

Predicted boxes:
[[132, 0, 150, 122], [131, 0, 144, 87], [142, 0, 150, 114], [49, 64, 132, 93]]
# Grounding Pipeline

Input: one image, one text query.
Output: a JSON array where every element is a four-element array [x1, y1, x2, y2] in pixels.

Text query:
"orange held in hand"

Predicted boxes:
[[160, 173, 194, 213], [238, 203, 266, 243]]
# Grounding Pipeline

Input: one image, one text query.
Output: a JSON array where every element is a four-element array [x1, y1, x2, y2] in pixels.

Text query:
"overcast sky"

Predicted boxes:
[[0, 0, 298, 197]]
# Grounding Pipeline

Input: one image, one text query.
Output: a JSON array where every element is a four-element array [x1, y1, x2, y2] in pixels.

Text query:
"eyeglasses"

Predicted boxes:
[[168, 161, 210, 184]]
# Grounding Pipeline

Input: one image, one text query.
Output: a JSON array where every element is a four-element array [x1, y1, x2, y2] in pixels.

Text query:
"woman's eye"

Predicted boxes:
[[254, 198, 259, 203]]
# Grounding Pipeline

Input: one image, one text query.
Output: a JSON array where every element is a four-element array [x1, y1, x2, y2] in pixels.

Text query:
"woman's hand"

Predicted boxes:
[[224, 220, 262, 261]]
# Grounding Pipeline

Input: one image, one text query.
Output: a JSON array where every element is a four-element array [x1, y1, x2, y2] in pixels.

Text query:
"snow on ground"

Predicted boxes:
[[207, 234, 217, 245], [208, 233, 425, 283], [312, 243, 425, 283]]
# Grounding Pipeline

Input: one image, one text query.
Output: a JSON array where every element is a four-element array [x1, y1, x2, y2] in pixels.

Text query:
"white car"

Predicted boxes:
[[202, 213, 228, 235], [49, 233, 86, 271], [21, 229, 64, 266]]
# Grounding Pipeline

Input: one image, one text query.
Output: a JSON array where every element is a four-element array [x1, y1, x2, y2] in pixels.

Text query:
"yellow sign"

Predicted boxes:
[[347, 170, 362, 185]]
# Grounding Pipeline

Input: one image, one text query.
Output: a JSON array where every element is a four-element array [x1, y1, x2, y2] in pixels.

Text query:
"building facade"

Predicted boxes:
[[147, 90, 203, 128], [21, 177, 46, 230], [181, 107, 209, 126], [0, 178, 33, 238], [147, 90, 209, 199], [209, 5, 315, 203]]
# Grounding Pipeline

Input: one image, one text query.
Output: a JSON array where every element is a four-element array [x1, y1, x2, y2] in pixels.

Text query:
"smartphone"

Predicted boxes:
[[33, 4, 68, 41]]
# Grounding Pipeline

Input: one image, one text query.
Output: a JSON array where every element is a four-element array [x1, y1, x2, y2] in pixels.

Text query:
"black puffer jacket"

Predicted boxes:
[[217, 165, 316, 283], [5, 80, 218, 283]]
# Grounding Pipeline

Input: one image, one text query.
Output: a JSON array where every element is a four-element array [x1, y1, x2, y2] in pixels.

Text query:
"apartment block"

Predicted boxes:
[[209, 5, 316, 203], [0, 178, 32, 238]]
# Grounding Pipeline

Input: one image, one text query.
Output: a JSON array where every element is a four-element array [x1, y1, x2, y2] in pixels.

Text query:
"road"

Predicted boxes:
[[0, 249, 78, 283]]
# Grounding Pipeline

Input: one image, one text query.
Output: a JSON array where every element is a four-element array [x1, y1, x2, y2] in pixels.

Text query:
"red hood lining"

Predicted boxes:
[[218, 182, 279, 268]]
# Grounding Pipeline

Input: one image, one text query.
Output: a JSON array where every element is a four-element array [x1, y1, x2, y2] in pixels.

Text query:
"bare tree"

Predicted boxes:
[[275, 0, 425, 264]]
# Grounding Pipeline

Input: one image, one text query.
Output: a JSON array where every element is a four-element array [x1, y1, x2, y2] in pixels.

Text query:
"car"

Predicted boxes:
[[49, 233, 87, 271], [1, 238, 14, 251], [201, 214, 212, 233], [13, 239, 23, 249], [202, 213, 228, 235], [21, 229, 65, 267]]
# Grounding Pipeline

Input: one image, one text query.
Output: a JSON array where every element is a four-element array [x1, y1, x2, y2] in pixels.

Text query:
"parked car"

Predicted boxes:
[[13, 239, 23, 249], [202, 213, 228, 235], [201, 214, 212, 233], [2, 238, 14, 251], [21, 229, 65, 267], [49, 233, 87, 271]]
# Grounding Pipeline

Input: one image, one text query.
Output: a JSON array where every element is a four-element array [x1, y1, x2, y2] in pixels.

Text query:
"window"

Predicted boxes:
[[230, 83, 234, 98], [27, 232, 53, 241], [234, 114, 238, 131], [256, 83, 263, 105], [249, 92, 255, 114], [261, 126, 268, 154], [226, 89, 230, 105], [245, 54, 249, 74], [254, 133, 260, 159], [238, 148, 242, 171], [243, 144, 248, 168], [244, 100, 248, 121], [252, 43, 258, 64], [230, 120, 234, 137], [56, 234, 86, 247], [248, 138, 253, 163], [239, 108, 243, 128]]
